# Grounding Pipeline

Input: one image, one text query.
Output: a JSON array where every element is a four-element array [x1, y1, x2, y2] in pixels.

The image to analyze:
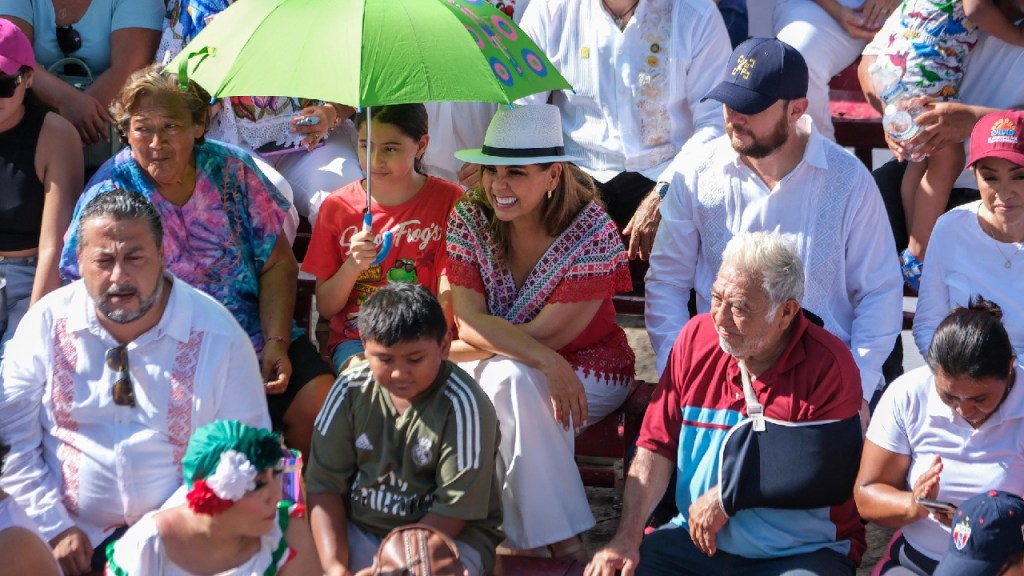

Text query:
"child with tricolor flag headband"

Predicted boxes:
[[105, 421, 322, 575]]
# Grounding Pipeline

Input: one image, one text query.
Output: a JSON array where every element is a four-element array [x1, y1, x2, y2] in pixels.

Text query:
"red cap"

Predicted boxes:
[[968, 110, 1024, 168], [0, 19, 33, 75]]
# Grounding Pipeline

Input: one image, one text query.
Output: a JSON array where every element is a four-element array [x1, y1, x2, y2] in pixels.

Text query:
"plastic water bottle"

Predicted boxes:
[[883, 103, 920, 142], [870, 64, 904, 106], [869, 62, 922, 144]]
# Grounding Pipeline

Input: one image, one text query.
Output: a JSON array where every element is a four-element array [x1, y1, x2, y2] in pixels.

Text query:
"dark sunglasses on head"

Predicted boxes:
[[55, 24, 81, 56], [105, 345, 136, 407], [0, 73, 23, 99]]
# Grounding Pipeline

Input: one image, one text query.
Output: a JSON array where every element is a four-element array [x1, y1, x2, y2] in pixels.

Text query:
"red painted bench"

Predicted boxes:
[[575, 379, 655, 487], [829, 58, 886, 171]]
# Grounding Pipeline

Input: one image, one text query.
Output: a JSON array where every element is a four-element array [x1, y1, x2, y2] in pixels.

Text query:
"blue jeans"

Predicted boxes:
[[331, 338, 365, 375], [0, 256, 37, 371], [637, 524, 856, 576]]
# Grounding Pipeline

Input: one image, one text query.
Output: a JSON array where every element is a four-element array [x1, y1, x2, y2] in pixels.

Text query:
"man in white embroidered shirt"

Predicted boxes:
[[646, 38, 902, 413], [0, 189, 271, 575], [517, 0, 730, 259]]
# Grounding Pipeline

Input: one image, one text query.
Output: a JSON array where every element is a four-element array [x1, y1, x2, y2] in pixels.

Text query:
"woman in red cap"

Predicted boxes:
[[0, 18, 80, 370], [913, 110, 1024, 360]]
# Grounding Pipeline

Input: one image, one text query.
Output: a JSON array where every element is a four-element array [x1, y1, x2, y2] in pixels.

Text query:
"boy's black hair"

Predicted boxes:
[[928, 296, 1014, 380], [359, 283, 447, 347]]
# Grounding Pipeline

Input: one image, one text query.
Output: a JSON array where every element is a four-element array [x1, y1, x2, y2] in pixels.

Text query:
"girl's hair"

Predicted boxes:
[[110, 63, 211, 146], [354, 104, 429, 174], [466, 162, 599, 259], [927, 296, 1015, 380]]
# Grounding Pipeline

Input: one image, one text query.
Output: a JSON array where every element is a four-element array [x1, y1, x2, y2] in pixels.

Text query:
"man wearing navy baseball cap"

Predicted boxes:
[[935, 491, 1024, 576], [700, 36, 809, 116], [646, 36, 902, 420]]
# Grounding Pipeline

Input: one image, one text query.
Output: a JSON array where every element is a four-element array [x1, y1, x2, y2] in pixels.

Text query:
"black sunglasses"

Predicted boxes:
[[106, 345, 136, 407], [0, 73, 23, 99], [55, 24, 81, 56]]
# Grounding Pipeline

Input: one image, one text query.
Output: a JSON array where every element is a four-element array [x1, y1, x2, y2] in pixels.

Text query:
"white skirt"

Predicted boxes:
[[459, 355, 632, 549]]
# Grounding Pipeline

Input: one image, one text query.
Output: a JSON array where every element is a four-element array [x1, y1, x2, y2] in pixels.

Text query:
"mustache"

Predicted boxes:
[[100, 284, 139, 300], [726, 123, 749, 136]]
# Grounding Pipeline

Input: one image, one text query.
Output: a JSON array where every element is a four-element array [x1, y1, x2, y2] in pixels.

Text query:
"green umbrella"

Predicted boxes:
[[167, 0, 571, 106], [168, 0, 571, 263]]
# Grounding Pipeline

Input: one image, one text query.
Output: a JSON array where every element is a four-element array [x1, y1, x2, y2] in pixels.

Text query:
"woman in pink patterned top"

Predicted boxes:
[[444, 104, 634, 562]]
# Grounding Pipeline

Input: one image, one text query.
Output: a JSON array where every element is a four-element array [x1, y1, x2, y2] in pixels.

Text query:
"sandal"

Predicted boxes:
[[900, 248, 923, 293], [548, 536, 589, 564]]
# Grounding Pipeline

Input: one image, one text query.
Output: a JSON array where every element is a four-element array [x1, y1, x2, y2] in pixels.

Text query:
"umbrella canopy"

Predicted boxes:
[[167, 0, 571, 107]]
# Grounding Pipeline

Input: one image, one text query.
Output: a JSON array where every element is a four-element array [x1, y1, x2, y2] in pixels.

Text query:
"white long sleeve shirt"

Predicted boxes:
[[518, 0, 729, 182], [646, 116, 903, 400], [914, 202, 1024, 358], [0, 275, 271, 545]]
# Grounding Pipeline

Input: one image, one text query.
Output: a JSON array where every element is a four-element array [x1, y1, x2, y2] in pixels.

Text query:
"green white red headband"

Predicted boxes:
[[187, 450, 260, 514], [182, 420, 281, 515]]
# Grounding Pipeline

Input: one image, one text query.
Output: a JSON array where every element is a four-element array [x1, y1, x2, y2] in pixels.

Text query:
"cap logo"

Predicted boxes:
[[953, 517, 972, 551], [732, 56, 756, 80], [989, 118, 1019, 146]]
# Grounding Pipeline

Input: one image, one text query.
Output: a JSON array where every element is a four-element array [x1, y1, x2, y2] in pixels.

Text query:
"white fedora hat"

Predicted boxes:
[[455, 103, 579, 165]]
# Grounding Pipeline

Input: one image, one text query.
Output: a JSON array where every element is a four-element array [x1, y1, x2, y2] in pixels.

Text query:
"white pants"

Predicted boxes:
[[774, 0, 867, 141], [270, 120, 364, 222], [459, 356, 631, 549]]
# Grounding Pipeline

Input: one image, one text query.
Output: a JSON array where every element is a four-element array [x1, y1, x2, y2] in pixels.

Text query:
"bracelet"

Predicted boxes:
[[325, 102, 345, 132], [265, 335, 289, 345]]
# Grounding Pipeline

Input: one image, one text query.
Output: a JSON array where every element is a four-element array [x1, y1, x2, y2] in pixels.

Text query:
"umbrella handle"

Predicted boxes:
[[364, 212, 393, 266]]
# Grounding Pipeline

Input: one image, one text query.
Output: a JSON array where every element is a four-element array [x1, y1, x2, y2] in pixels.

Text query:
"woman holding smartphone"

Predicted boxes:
[[855, 298, 1024, 575]]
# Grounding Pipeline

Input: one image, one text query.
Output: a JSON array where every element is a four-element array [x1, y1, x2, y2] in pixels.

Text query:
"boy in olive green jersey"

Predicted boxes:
[[307, 284, 502, 576]]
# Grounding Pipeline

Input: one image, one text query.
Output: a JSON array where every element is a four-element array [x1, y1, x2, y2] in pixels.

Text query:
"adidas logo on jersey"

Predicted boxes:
[[355, 433, 374, 451]]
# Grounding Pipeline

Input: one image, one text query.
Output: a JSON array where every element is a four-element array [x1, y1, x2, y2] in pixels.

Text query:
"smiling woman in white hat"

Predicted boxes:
[[443, 103, 635, 562]]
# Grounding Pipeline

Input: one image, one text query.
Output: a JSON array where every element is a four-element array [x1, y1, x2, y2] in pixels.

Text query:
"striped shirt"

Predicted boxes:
[[307, 361, 503, 574]]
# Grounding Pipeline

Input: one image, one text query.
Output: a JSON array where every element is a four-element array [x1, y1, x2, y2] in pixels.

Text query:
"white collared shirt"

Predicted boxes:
[[518, 0, 729, 182], [646, 115, 903, 399], [867, 364, 1024, 560], [0, 275, 271, 545]]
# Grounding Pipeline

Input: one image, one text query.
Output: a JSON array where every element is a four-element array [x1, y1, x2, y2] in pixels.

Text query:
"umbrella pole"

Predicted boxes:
[[365, 106, 372, 214]]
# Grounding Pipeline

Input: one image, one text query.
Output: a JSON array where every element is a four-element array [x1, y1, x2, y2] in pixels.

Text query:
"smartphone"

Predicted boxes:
[[293, 115, 321, 126], [916, 497, 957, 514]]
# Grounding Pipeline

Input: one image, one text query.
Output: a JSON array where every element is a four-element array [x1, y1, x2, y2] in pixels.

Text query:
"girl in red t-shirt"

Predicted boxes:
[[301, 104, 463, 373]]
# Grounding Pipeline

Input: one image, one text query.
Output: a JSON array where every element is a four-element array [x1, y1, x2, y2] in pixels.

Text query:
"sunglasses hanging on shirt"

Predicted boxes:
[[106, 344, 136, 407], [55, 23, 81, 56]]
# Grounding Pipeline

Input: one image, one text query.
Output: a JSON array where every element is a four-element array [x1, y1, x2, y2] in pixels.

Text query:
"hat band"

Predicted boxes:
[[480, 144, 565, 158]]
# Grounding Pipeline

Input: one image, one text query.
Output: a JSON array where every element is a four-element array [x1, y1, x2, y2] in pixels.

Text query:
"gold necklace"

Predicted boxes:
[[53, 0, 68, 20], [978, 206, 1024, 268], [993, 240, 1024, 269], [600, 0, 640, 30]]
